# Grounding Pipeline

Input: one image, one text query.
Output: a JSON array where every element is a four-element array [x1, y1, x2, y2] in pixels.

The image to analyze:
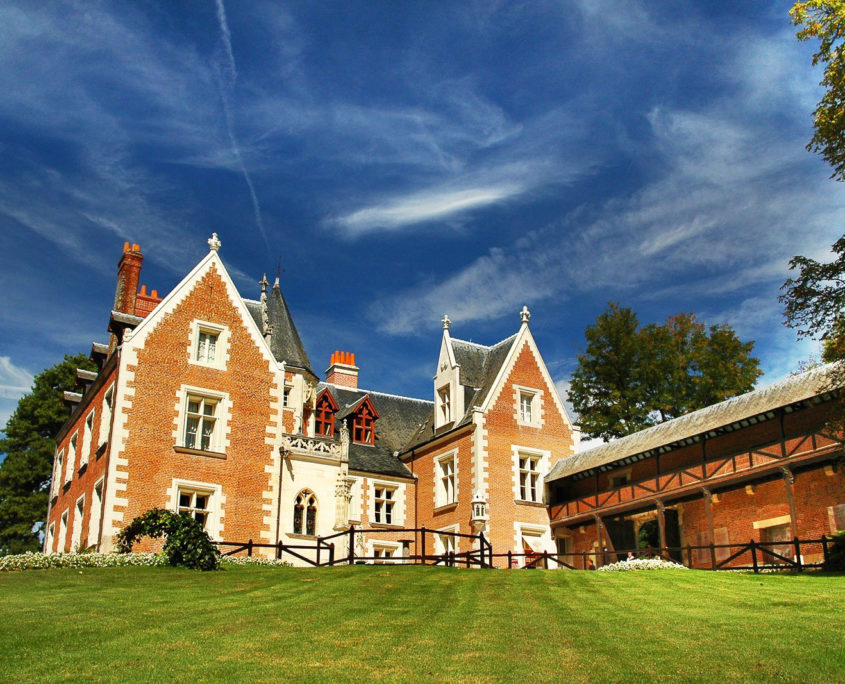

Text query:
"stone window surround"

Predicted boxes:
[[434, 449, 459, 509], [167, 478, 224, 540], [187, 319, 230, 371], [174, 385, 231, 456], [511, 445, 550, 504], [513, 384, 544, 428]]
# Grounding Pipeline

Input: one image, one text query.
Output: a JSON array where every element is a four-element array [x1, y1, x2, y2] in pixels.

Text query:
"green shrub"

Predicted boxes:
[[824, 531, 845, 571], [116, 508, 220, 571]]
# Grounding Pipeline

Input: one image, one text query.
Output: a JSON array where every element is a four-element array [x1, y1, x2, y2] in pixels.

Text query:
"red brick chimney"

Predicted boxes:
[[326, 351, 359, 388], [114, 242, 143, 315]]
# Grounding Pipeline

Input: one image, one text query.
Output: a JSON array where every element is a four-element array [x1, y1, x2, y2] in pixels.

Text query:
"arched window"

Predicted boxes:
[[315, 393, 337, 437], [293, 490, 317, 536]]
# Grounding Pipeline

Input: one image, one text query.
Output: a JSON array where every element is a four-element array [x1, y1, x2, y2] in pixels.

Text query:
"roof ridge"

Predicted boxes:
[[327, 383, 434, 405], [452, 332, 518, 351]]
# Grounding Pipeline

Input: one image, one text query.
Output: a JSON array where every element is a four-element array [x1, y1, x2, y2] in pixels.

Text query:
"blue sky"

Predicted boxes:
[[0, 1, 841, 433]]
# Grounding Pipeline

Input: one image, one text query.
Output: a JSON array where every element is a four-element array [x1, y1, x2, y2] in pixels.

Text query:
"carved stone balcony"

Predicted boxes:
[[281, 435, 343, 461]]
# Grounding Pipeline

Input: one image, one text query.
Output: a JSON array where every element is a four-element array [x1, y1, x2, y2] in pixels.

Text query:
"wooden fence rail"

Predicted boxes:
[[213, 534, 833, 573]]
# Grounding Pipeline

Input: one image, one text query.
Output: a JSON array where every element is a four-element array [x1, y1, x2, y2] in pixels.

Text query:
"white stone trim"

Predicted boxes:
[[471, 408, 488, 499], [434, 448, 459, 509], [513, 384, 544, 428], [88, 477, 104, 549], [348, 476, 362, 522], [369, 479, 405, 526], [513, 521, 554, 566], [187, 319, 231, 371], [368, 538, 402, 562], [511, 445, 550, 503], [71, 493, 85, 551], [80, 408, 95, 468], [753, 515, 792, 530], [481, 328, 573, 431], [173, 385, 232, 454], [98, 383, 115, 447], [58, 509, 68, 552], [166, 478, 225, 540], [433, 523, 460, 555]]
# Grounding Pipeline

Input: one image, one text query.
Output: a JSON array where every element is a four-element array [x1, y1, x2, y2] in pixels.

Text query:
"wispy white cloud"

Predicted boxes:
[[330, 184, 522, 234], [0, 357, 33, 432]]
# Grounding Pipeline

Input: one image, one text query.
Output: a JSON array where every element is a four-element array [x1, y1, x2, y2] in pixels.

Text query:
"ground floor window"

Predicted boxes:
[[759, 523, 792, 563], [372, 544, 398, 564], [178, 488, 212, 528], [293, 490, 317, 536]]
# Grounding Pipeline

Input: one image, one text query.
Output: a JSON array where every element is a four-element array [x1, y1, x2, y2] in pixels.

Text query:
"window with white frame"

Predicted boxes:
[[65, 435, 77, 483], [347, 478, 362, 523], [183, 394, 219, 451], [293, 490, 317, 536], [99, 385, 114, 447], [177, 488, 213, 529], [196, 329, 218, 363], [372, 544, 396, 564], [71, 495, 85, 551], [436, 527, 458, 556], [46, 523, 55, 555], [373, 486, 396, 525], [518, 453, 542, 502], [435, 453, 457, 507], [437, 385, 451, 424], [87, 479, 104, 548], [52, 449, 64, 497], [59, 510, 68, 553], [519, 391, 534, 423], [80, 410, 94, 468], [283, 384, 292, 408], [189, 320, 228, 370]]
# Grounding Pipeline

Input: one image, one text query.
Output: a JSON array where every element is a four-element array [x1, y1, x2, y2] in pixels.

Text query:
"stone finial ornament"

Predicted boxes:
[[208, 233, 221, 251], [441, 314, 451, 331], [520, 305, 531, 325]]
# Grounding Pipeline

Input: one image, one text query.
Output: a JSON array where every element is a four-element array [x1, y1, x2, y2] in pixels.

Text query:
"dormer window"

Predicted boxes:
[[353, 404, 375, 444], [315, 391, 338, 437], [438, 385, 451, 424], [519, 391, 533, 423], [197, 330, 217, 363], [189, 320, 228, 370]]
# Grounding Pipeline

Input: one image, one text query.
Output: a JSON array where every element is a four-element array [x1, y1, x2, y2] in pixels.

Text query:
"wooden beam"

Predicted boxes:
[[781, 466, 799, 539], [656, 500, 666, 552], [702, 487, 716, 569]]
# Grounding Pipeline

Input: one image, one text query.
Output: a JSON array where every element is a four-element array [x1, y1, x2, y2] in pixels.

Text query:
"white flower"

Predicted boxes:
[[597, 556, 688, 572]]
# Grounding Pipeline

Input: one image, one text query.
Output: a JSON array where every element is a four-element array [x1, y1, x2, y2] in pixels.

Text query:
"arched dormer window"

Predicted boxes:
[[315, 390, 338, 437], [293, 490, 317, 536]]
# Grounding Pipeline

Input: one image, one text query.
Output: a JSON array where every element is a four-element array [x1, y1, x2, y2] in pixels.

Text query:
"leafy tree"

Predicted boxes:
[[569, 305, 762, 440], [568, 304, 651, 440], [780, 234, 845, 433], [0, 354, 95, 554], [791, 1, 845, 181]]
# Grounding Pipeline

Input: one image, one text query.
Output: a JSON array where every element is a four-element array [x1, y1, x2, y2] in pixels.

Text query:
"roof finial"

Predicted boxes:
[[441, 314, 451, 331], [259, 273, 269, 296], [520, 305, 530, 325], [208, 233, 221, 252]]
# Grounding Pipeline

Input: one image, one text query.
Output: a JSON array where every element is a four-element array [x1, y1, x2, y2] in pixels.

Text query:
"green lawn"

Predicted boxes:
[[1, 566, 843, 682]]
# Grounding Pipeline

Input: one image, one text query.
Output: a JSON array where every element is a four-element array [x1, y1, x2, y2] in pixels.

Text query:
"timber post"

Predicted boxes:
[[329, 542, 335, 566], [247, 538, 253, 557], [508, 550, 513, 569], [702, 487, 716, 570], [750, 539, 759, 573], [276, 540, 283, 560], [793, 536, 803, 571], [657, 500, 667, 555], [316, 536, 322, 566], [420, 525, 427, 565], [348, 525, 355, 565]]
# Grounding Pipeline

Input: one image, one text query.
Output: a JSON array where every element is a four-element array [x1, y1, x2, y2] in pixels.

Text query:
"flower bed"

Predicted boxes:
[[0, 551, 292, 572], [597, 557, 688, 572]]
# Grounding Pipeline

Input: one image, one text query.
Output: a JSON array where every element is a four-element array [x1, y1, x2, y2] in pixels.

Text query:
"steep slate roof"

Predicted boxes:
[[546, 363, 842, 483], [323, 385, 433, 478], [243, 282, 315, 377], [405, 334, 518, 449]]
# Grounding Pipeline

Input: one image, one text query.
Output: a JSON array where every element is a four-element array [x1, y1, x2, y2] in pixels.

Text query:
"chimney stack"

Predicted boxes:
[[326, 351, 359, 389], [114, 242, 143, 315]]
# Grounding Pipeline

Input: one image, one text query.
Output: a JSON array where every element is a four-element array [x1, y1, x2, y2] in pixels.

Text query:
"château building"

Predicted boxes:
[[44, 236, 577, 566]]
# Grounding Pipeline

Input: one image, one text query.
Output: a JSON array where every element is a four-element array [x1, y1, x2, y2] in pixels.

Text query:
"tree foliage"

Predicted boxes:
[[115, 508, 220, 571], [0, 354, 95, 554], [791, 1, 845, 181], [568, 304, 762, 440]]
